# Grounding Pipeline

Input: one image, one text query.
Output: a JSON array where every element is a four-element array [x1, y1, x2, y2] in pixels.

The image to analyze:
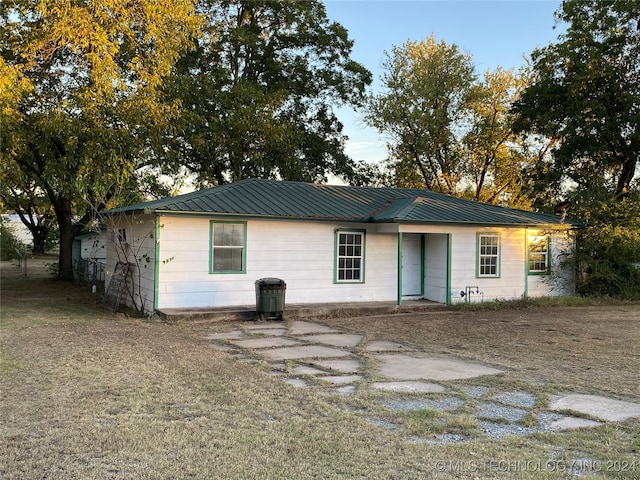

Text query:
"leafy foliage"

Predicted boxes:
[[512, 0, 640, 199], [567, 192, 640, 299], [364, 36, 535, 207], [364, 36, 477, 194], [1, 0, 202, 279], [164, 0, 372, 186], [0, 217, 25, 261]]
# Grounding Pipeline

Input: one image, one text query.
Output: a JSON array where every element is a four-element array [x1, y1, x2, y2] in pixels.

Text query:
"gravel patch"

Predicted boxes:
[[425, 433, 469, 445], [460, 385, 491, 398], [382, 397, 465, 412], [477, 402, 527, 422], [477, 420, 535, 438], [492, 391, 537, 408], [369, 418, 402, 431]]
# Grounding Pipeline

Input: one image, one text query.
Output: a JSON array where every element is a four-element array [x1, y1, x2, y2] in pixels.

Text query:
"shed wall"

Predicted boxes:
[[104, 214, 157, 314]]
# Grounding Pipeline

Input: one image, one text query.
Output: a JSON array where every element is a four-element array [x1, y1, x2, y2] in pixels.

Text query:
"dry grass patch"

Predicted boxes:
[[2, 260, 639, 479], [321, 304, 640, 399]]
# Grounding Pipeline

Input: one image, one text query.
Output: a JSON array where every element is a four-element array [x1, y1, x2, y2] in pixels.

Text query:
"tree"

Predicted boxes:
[[561, 190, 640, 299], [461, 68, 534, 207], [0, 163, 56, 255], [1, 0, 201, 280], [364, 36, 535, 206], [164, 0, 372, 186], [512, 0, 640, 200], [364, 36, 478, 194]]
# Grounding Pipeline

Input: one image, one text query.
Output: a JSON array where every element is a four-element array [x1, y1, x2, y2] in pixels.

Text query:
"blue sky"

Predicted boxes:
[[323, 0, 565, 164]]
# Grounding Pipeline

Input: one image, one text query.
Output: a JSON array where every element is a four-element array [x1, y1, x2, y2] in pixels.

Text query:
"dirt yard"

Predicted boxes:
[[1, 257, 639, 479], [320, 304, 640, 400]]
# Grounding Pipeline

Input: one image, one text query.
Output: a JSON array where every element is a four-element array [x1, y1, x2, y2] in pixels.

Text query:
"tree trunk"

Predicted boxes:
[[616, 156, 637, 199], [53, 198, 85, 281], [57, 215, 76, 281], [31, 228, 48, 255]]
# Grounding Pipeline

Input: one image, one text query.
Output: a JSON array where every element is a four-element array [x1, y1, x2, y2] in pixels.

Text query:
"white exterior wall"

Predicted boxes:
[[424, 233, 448, 303], [448, 227, 526, 303], [155, 216, 398, 309], [527, 229, 576, 298], [105, 214, 157, 314], [80, 233, 106, 260], [104, 214, 576, 312], [400, 224, 575, 304]]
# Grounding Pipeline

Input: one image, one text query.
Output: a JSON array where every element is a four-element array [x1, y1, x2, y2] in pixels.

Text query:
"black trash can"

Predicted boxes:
[[255, 278, 286, 321]]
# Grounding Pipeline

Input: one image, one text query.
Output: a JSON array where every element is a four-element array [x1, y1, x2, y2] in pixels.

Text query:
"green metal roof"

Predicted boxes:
[[106, 178, 578, 227]]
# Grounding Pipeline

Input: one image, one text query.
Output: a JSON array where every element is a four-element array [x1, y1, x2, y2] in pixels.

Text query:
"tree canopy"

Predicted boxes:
[[1, 0, 371, 279], [1, 0, 202, 279], [363, 36, 534, 207], [512, 0, 640, 200], [164, 0, 372, 187]]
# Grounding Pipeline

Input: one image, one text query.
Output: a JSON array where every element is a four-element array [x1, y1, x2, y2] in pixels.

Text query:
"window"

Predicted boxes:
[[478, 234, 500, 277], [113, 228, 128, 245], [335, 231, 365, 283], [528, 235, 550, 274], [210, 221, 246, 273]]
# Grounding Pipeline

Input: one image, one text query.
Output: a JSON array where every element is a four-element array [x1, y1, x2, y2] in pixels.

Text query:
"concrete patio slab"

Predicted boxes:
[[288, 321, 341, 335], [292, 366, 327, 376], [309, 358, 361, 374], [376, 354, 503, 381], [203, 330, 245, 340], [547, 416, 602, 431], [247, 328, 287, 336], [284, 378, 308, 388], [317, 375, 363, 385], [334, 385, 356, 396], [371, 381, 446, 394], [259, 345, 352, 361], [298, 333, 363, 348], [230, 337, 301, 349], [244, 323, 282, 330], [550, 394, 640, 422], [364, 340, 411, 352]]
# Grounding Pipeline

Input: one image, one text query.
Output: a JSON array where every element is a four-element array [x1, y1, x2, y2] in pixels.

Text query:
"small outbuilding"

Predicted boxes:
[[104, 178, 578, 315]]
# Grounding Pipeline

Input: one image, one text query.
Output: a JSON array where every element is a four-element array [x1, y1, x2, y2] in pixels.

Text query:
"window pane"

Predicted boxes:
[[479, 235, 499, 276], [528, 236, 548, 273], [212, 223, 245, 272], [336, 231, 364, 282]]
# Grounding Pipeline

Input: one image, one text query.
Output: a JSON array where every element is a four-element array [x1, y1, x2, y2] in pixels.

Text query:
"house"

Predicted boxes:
[[104, 178, 578, 315], [72, 231, 107, 286]]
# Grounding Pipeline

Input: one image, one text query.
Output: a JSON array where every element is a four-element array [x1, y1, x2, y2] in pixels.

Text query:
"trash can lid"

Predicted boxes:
[[255, 277, 285, 285]]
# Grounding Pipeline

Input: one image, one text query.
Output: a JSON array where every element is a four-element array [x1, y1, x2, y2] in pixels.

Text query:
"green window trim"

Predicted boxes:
[[528, 234, 551, 275], [334, 229, 366, 284], [476, 232, 501, 278], [209, 220, 247, 274]]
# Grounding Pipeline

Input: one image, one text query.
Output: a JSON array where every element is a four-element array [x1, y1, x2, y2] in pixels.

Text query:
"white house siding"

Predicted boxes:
[[527, 229, 576, 298], [399, 224, 575, 303], [424, 233, 448, 304], [107, 214, 576, 312], [155, 216, 399, 309], [80, 233, 106, 260], [105, 214, 157, 314]]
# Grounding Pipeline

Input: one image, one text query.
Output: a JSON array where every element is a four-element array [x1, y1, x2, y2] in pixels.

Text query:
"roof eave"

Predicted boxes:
[[377, 218, 579, 228]]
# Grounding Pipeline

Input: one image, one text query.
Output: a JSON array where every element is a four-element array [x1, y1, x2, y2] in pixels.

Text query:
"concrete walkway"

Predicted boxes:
[[204, 319, 640, 442]]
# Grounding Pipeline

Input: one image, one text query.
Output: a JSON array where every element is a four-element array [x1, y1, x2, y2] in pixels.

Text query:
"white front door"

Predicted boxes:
[[402, 234, 423, 297]]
